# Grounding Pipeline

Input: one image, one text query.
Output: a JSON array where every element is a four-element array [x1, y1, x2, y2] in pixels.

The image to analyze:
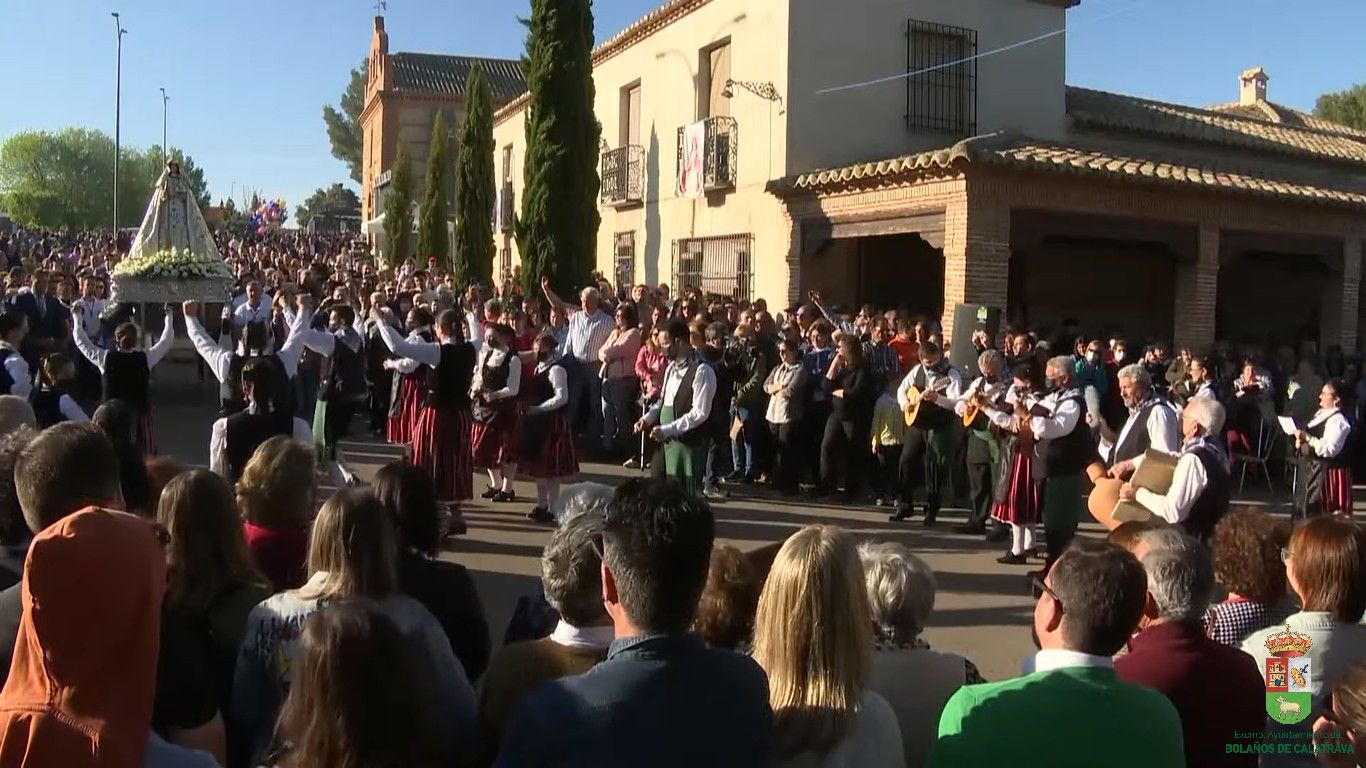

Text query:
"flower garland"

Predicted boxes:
[[111, 247, 233, 280]]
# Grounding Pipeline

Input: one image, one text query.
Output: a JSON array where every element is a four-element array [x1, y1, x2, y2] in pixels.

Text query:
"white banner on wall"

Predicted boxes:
[[677, 121, 706, 199]]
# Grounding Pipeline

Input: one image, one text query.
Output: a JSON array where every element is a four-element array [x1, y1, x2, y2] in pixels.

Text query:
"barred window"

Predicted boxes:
[[617, 229, 636, 289], [905, 20, 977, 136], [673, 234, 752, 301]]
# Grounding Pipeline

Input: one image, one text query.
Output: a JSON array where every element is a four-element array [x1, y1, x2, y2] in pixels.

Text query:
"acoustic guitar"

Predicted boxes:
[[903, 381, 952, 429], [961, 387, 1010, 428]]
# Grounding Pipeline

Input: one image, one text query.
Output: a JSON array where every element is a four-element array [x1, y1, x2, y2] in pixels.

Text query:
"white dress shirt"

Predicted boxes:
[[1029, 387, 1084, 440], [54, 393, 89, 423], [72, 315, 175, 372], [1191, 380, 1217, 401], [1113, 396, 1181, 459], [1134, 445, 1209, 524], [953, 376, 1012, 428], [464, 311, 484, 354], [0, 343, 31, 398], [471, 346, 522, 400], [71, 297, 107, 341], [377, 322, 442, 368], [208, 404, 312, 477], [186, 310, 310, 383], [1306, 407, 1351, 459], [1027, 648, 1115, 675], [897, 363, 963, 412], [232, 299, 272, 329], [645, 354, 716, 440], [526, 356, 570, 414]]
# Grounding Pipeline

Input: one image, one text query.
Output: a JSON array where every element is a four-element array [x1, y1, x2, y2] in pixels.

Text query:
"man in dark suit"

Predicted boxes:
[[10, 271, 68, 370], [1115, 528, 1265, 768], [493, 478, 772, 768]]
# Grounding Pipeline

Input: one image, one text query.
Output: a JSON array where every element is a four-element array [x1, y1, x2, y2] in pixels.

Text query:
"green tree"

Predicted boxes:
[[0, 128, 210, 229], [323, 60, 368, 184], [453, 63, 495, 287], [296, 183, 362, 228], [416, 112, 451, 267], [514, 0, 601, 296], [383, 150, 415, 264], [1315, 83, 1366, 132]]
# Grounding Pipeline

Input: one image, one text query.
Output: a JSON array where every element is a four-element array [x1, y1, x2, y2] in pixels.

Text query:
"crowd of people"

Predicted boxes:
[[0, 225, 1360, 766]]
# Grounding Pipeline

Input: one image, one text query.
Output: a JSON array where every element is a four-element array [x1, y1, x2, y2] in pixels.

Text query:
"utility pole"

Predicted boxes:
[[111, 12, 127, 231], [160, 87, 168, 166]]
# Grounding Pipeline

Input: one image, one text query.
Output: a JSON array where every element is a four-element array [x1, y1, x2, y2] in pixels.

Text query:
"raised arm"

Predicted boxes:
[[182, 303, 232, 383], [145, 311, 176, 368], [71, 308, 108, 371], [540, 275, 571, 313], [375, 319, 441, 367]]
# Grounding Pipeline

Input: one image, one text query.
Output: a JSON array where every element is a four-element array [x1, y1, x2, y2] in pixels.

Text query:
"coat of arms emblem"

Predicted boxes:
[[1262, 626, 1313, 724]]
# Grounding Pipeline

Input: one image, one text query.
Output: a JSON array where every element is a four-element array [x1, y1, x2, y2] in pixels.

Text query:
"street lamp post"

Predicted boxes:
[[111, 12, 127, 231], [160, 87, 168, 166]]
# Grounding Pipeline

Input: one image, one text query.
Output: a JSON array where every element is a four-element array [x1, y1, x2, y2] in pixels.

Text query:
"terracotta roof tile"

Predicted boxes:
[[389, 53, 526, 104]]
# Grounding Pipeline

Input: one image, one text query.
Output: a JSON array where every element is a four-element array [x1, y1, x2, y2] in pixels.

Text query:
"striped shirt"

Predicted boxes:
[[565, 308, 614, 364], [863, 340, 900, 382]]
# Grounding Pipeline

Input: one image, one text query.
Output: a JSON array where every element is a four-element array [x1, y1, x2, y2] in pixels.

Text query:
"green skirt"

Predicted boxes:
[[661, 404, 708, 496]]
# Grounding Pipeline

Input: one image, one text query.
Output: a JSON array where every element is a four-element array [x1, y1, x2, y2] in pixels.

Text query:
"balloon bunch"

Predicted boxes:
[[248, 199, 288, 235]]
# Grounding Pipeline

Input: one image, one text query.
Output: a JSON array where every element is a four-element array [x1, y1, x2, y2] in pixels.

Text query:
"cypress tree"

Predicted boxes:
[[453, 64, 495, 287], [383, 150, 414, 265], [416, 112, 450, 267], [514, 0, 601, 297]]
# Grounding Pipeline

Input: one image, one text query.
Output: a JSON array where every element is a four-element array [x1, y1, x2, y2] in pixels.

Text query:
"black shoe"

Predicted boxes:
[[723, 470, 745, 483], [492, 490, 516, 503], [955, 521, 986, 535], [997, 552, 1029, 565], [481, 486, 499, 499], [526, 506, 555, 524], [889, 507, 913, 522], [921, 508, 939, 527]]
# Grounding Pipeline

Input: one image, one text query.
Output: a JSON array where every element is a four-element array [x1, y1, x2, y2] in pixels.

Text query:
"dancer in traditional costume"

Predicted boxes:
[[385, 306, 436, 446], [470, 323, 522, 502], [953, 349, 1011, 537], [519, 333, 578, 523], [1294, 379, 1355, 518], [72, 303, 174, 455], [891, 341, 962, 525], [298, 304, 367, 460], [373, 308, 476, 507], [208, 357, 312, 482], [635, 319, 716, 496], [989, 364, 1042, 564], [1030, 356, 1095, 573], [30, 353, 88, 428], [181, 300, 308, 417]]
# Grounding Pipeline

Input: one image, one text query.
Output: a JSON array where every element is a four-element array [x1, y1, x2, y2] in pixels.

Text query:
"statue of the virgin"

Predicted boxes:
[[127, 161, 221, 261]]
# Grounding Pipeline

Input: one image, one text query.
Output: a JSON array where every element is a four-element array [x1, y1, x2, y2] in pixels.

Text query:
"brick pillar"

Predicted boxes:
[[1323, 238, 1362, 351], [1174, 225, 1219, 354], [941, 192, 1009, 345]]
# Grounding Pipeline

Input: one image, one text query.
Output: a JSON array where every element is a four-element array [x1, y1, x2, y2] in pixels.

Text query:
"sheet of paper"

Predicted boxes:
[[1131, 449, 1178, 494], [1278, 416, 1298, 436]]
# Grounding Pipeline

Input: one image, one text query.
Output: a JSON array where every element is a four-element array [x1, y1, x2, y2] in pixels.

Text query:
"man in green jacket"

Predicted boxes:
[[929, 539, 1187, 768]]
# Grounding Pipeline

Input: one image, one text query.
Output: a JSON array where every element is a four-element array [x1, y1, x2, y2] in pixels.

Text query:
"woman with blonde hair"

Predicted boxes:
[[231, 488, 475, 767], [235, 435, 315, 592], [752, 525, 905, 768]]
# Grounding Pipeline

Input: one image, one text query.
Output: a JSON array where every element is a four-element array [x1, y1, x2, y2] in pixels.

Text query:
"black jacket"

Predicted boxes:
[[398, 550, 491, 682]]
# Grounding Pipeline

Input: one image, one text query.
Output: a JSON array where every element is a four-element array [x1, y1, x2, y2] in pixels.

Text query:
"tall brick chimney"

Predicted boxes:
[[1239, 67, 1268, 106]]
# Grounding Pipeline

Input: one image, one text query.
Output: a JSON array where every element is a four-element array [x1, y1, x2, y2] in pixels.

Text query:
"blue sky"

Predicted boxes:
[[2, 0, 1363, 215]]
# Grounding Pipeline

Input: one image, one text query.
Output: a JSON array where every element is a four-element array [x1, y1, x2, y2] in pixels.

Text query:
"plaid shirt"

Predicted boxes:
[[863, 340, 899, 382], [1203, 598, 1288, 648]]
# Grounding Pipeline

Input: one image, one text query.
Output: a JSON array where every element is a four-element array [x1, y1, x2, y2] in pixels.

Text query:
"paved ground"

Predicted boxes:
[[146, 355, 1309, 682]]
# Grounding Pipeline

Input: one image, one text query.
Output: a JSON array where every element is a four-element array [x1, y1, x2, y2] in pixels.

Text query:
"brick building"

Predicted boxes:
[[481, 0, 1366, 351], [359, 17, 525, 256]]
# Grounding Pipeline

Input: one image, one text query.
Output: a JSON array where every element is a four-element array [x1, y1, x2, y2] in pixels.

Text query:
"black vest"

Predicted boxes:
[[223, 353, 292, 417], [1110, 397, 1171, 465], [102, 350, 149, 412], [224, 408, 295, 481], [30, 387, 66, 428], [472, 348, 514, 422], [910, 363, 956, 430], [1308, 412, 1352, 468], [0, 349, 15, 394], [427, 343, 475, 411], [324, 335, 367, 403], [1182, 444, 1231, 543], [1043, 391, 1095, 476]]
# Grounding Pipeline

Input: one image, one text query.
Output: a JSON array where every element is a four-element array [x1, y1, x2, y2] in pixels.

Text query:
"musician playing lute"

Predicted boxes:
[[953, 349, 1012, 537], [890, 340, 961, 525]]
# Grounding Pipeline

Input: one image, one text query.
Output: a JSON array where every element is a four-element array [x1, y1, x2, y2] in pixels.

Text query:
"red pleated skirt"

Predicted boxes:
[[991, 449, 1040, 526], [1325, 466, 1353, 515], [411, 406, 474, 503], [519, 408, 579, 479], [471, 410, 519, 469], [387, 377, 424, 445]]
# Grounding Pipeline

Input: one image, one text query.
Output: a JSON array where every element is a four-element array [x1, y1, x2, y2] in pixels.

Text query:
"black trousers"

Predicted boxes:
[[322, 398, 358, 460], [602, 377, 640, 455], [820, 416, 871, 497], [769, 421, 801, 491], [368, 377, 391, 432], [801, 400, 831, 484], [872, 444, 901, 500], [964, 435, 995, 527], [898, 426, 938, 511]]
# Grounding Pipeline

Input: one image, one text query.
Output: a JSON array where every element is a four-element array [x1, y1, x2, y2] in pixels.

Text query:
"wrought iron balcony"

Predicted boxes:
[[600, 145, 645, 206], [498, 185, 515, 233], [676, 116, 738, 193]]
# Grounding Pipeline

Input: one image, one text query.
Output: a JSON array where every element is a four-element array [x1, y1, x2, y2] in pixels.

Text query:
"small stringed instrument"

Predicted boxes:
[[961, 387, 1010, 428], [903, 380, 953, 428]]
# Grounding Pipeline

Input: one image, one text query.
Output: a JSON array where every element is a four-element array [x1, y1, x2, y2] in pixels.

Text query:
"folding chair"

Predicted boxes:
[[1232, 417, 1278, 494]]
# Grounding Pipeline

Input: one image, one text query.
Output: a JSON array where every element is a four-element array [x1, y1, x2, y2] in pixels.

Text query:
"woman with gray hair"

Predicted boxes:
[[860, 541, 982, 768]]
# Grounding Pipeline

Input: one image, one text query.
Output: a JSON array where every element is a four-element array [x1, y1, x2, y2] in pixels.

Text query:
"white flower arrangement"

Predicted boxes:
[[111, 247, 233, 280]]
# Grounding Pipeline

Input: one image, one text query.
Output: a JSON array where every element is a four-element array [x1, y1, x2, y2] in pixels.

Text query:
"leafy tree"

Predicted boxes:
[[514, 0, 601, 296], [0, 128, 210, 229], [296, 183, 362, 228], [383, 150, 415, 264], [1315, 83, 1366, 132], [416, 112, 451, 267], [453, 63, 495, 287], [323, 59, 368, 184]]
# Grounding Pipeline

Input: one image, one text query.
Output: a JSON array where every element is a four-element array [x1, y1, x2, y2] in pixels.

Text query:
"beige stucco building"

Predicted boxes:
[[485, 0, 1366, 351]]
